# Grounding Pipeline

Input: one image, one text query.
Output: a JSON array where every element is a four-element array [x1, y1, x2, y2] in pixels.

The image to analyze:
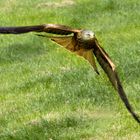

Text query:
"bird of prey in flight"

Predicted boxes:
[[0, 24, 139, 123]]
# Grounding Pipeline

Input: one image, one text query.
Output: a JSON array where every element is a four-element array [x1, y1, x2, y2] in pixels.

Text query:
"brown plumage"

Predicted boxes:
[[0, 24, 139, 123]]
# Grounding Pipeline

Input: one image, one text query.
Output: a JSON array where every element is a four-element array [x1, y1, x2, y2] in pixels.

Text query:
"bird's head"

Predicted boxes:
[[78, 30, 95, 41]]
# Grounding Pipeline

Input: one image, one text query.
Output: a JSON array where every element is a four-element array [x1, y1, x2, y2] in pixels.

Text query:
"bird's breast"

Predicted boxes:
[[77, 38, 95, 50]]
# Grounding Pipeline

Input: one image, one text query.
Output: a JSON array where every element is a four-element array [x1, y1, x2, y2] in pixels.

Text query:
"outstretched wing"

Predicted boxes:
[[0, 23, 99, 73], [93, 38, 140, 123], [0, 24, 79, 35]]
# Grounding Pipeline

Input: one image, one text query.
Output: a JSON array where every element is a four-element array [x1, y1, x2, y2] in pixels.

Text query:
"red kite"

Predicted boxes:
[[0, 24, 139, 123]]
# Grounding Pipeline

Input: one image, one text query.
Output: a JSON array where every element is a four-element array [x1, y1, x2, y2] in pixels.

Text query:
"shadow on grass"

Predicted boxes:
[[0, 40, 48, 65], [1, 112, 111, 140]]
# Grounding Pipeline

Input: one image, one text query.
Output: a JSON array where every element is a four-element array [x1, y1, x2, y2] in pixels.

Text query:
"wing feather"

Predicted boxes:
[[51, 36, 77, 51], [51, 36, 99, 74], [93, 39, 140, 123], [0, 25, 44, 34], [44, 24, 80, 35], [77, 49, 99, 74], [0, 24, 79, 35]]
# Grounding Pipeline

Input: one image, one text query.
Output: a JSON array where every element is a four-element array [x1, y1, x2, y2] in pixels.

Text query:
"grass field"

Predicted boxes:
[[0, 0, 140, 139]]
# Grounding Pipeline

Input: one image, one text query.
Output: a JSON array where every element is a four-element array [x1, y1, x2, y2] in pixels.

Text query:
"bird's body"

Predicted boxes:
[[0, 24, 139, 123]]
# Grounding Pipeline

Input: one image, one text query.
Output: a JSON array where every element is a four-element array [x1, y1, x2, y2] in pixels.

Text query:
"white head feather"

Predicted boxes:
[[81, 30, 95, 41]]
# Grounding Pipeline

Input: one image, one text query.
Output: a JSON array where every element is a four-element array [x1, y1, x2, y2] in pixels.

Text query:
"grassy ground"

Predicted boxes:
[[0, 0, 140, 139]]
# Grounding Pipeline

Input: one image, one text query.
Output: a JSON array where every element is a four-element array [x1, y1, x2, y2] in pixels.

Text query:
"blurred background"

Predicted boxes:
[[0, 0, 140, 139]]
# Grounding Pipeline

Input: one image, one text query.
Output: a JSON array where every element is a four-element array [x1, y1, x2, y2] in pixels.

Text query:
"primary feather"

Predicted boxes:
[[93, 39, 140, 123]]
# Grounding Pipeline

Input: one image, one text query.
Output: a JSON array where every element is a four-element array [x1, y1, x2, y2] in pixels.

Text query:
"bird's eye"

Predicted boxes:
[[86, 34, 91, 37]]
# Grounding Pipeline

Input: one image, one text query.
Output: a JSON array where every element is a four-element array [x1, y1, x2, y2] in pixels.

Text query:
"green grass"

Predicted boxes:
[[0, 0, 140, 139]]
